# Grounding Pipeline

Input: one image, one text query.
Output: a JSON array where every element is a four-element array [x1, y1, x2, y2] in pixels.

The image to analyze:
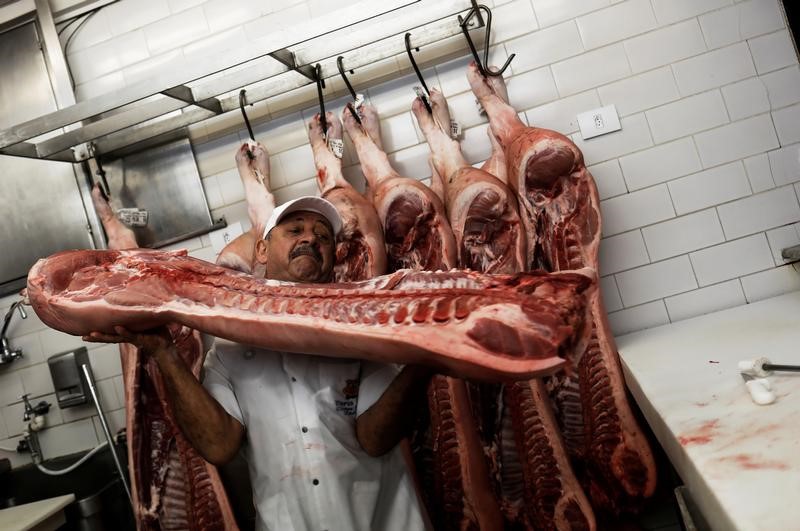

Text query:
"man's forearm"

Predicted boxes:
[[151, 347, 244, 465], [356, 365, 433, 457]]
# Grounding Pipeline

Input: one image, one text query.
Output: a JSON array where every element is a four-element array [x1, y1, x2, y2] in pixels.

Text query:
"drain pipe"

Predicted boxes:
[[81, 364, 132, 504]]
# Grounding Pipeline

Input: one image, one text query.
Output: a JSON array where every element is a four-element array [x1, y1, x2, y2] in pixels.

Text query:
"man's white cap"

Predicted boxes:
[[262, 196, 343, 239]]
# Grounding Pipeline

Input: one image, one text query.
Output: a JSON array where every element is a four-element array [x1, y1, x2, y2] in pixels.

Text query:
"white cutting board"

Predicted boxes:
[[617, 291, 800, 531], [0, 494, 75, 531]]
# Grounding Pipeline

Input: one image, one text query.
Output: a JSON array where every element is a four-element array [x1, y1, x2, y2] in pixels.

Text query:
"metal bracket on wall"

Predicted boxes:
[[0, 0, 488, 163]]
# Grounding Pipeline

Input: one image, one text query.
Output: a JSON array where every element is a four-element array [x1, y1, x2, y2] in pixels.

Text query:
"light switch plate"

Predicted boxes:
[[577, 104, 621, 140], [209, 221, 244, 255]]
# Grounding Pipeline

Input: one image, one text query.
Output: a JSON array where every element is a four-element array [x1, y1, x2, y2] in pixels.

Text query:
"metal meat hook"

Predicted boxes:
[[404, 32, 432, 114], [458, 4, 515, 77], [336, 56, 362, 124], [239, 89, 256, 159], [315, 63, 328, 136]]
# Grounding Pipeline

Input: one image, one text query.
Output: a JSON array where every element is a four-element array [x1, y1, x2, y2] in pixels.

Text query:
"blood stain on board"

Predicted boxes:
[[678, 420, 719, 446], [718, 454, 788, 470]]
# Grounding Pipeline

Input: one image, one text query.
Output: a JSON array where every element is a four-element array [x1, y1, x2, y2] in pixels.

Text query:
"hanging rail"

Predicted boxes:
[[0, 0, 487, 162]]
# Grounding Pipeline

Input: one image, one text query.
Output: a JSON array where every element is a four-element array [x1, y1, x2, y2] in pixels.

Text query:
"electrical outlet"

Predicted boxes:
[[577, 104, 621, 140]]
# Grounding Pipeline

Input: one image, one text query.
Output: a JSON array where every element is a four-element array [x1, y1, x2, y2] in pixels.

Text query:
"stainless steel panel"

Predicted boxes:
[[0, 22, 91, 296], [102, 139, 214, 248]]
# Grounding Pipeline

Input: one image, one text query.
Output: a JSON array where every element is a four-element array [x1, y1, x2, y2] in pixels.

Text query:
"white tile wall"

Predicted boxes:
[[3, 0, 794, 467]]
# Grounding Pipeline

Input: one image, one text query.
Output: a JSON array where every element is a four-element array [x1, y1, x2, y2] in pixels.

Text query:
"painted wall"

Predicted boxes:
[[1, 0, 798, 465]]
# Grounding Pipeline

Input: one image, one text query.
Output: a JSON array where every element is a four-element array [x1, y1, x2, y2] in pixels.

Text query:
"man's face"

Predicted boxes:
[[255, 211, 335, 283]]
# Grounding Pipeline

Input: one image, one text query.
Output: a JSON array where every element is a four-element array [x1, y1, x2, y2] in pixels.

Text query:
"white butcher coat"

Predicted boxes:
[[202, 338, 426, 531]]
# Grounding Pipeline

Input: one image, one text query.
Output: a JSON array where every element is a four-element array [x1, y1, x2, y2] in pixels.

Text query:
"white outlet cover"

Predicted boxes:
[[209, 221, 244, 255], [577, 104, 621, 140]]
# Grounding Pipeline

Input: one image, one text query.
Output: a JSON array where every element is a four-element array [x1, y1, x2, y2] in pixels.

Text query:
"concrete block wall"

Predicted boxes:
[[1, 0, 798, 465]]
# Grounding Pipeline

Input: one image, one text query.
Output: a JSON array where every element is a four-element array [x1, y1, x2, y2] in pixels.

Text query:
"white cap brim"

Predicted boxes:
[[262, 196, 343, 239]]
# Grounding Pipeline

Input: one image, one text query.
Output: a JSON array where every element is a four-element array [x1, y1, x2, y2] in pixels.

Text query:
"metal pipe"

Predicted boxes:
[[82, 363, 132, 504]]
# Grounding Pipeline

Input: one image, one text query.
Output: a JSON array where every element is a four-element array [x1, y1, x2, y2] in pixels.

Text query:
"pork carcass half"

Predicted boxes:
[[343, 103, 458, 272], [468, 62, 657, 514], [91, 187, 237, 530], [28, 248, 595, 382], [216, 141, 275, 277], [412, 88, 526, 274], [308, 112, 387, 281]]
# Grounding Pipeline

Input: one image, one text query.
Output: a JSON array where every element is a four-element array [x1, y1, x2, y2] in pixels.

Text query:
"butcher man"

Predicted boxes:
[[84, 196, 430, 531]]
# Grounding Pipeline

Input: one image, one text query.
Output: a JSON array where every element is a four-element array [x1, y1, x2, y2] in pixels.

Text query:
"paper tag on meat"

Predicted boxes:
[[450, 120, 462, 139], [413, 86, 428, 103], [328, 138, 344, 159], [353, 93, 365, 112], [117, 208, 148, 227]]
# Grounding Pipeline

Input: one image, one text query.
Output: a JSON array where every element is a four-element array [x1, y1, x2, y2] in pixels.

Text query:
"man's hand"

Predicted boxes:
[[83, 326, 174, 358]]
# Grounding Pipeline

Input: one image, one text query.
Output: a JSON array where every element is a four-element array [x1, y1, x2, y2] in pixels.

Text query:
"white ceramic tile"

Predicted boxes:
[[18, 363, 55, 398], [673, 43, 756, 97], [721, 77, 770, 121], [646, 90, 729, 144], [59, 8, 114, 53], [597, 67, 680, 117], [202, 175, 225, 210], [643, 209, 726, 261], [718, 186, 800, 239], [694, 113, 780, 168], [741, 264, 800, 302], [600, 184, 675, 236], [772, 103, 800, 145], [624, 19, 707, 73], [2, 402, 26, 437], [193, 132, 241, 178], [5, 332, 44, 370], [598, 230, 650, 275], [272, 178, 319, 206], [38, 328, 87, 356], [491, 0, 539, 42], [367, 70, 436, 119], [572, 113, 653, 165], [768, 144, 800, 186], [665, 279, 746, 322], [122, 49, 184, 86], [215, 167, 246, 205], [277, 144, 317, 186], [202, 0, 260, 33], [74, 71, 126, 101], [189, 245, 218, 263], [39, 417, 99, 458], [0, 412, 7, 440], [168, 0, 206, 13], [505, 21, 585, 74], [607, 300, 670, 336], [616, 255, 698, 306], [250, 111, 306, 155], [588, 159, 628, 199], [103, 0, 171, 37], [690, 233, 774, 285], [766, 225, 800, 263], [440, 91, 488, 132], [3, 308, 47, 338], [459, 125, 494, 166], [95, 377, 121, 412], [762, 66, 800, 109], [379, 112, 422, 153], [551, 43, 631, 96], [386, 143, 433, 182], [525, 90, 601, 135], [744, 153, 776, 192], [182, 25, 249, 61], [505, 67, 559, 112], [668, 162, 751, 215], [59, 402, 96, 424], [0, 372, 23, 407], [749, 30, 799, 75], [600, 275, 624, 312], [531, 0, 611, 27], [576, 0, 656, 50], [651, 0, 732, 24], [86, 344, 122, 381], [67, 31, 150, 84], [699, 0, 786, 49], [619, 137, 702, 191], [243, 3, 309, 41], [211, 201, 251, 231], [144, 6, 209, 55]]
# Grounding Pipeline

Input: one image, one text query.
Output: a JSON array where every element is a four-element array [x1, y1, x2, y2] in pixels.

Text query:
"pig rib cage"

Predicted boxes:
[[0, 0, 488, 163]]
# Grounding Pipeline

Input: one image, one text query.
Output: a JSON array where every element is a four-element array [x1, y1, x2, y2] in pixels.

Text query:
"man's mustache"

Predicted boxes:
[[290, 244, 322, 261]]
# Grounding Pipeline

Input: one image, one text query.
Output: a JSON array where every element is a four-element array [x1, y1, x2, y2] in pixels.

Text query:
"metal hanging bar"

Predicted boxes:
[[315, 64, 328, 135], [404, 32, 432, 114], [239, 89, 256, 159], [458, 3, 514, 77], [336, 56, 362, 124]]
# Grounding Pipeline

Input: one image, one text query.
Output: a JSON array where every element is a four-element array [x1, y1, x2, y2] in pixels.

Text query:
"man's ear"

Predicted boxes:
[[254, 238, 269, 266]]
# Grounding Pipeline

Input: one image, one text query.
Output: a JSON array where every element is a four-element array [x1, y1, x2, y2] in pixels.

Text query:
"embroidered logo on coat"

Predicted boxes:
[[335, 379, 359, 416]]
